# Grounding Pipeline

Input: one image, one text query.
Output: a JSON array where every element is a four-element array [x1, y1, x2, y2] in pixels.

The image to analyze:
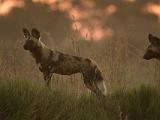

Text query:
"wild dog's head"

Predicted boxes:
[[143, 34, 160, 60], [22, 28, 41, 51]]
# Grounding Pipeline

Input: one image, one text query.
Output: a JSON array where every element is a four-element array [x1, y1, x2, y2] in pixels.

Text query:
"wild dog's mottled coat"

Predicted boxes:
[[22, 28, 107, 98]]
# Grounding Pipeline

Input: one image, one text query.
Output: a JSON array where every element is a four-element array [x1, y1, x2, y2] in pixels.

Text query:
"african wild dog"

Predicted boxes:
[[22, 27, 107, 98], [143, 34, 160, 60]]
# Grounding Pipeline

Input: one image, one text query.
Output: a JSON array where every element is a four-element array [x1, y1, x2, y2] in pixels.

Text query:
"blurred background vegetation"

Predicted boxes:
[[0, 0, 160, 93], [1, 0, 160, 119]]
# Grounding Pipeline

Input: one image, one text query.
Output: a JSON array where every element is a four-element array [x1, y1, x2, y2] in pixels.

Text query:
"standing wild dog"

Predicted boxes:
[[22, 27, 107, 98], [143, 34, 160, 60]]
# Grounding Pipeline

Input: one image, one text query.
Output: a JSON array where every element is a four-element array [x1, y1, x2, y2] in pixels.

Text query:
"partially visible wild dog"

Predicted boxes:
[[143, 34, 160, 60], [22, 27, 107, 98]]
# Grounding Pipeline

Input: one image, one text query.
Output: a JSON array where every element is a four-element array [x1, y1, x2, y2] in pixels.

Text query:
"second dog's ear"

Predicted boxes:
[[31, 28, 40, 39], [148, 34, 160, 45], [23, 28, 30, 39]]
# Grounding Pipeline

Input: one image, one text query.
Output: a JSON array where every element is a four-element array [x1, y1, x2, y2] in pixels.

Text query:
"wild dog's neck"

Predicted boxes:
[[29, 41, 51, 64]]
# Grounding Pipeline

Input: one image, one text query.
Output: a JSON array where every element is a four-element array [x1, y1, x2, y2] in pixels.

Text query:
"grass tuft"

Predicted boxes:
[[0, 78, 160, 120]]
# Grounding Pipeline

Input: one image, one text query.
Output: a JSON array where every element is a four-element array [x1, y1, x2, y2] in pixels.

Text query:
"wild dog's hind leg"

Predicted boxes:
[[84, 79, 93, 92], [84, 79, 102, 98], [83, 74, 98, 95], [83, 70, 106, 99]]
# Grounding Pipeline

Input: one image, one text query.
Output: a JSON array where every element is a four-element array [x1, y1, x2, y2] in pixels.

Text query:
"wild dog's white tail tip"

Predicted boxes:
[[97, 80, 107, 96]]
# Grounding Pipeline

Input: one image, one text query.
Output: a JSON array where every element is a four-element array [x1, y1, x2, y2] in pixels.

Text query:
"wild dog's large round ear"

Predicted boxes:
[[23, 28, 30, 39], [148, 34, 160, 45], [148, 34, 154, 43], [31, 28, 40, 39]]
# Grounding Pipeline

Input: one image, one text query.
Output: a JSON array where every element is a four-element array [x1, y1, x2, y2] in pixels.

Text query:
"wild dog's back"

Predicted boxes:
[[49, 51, 92, 75]]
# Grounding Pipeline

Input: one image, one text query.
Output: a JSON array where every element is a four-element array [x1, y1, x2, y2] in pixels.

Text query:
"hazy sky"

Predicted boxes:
[[0, 0, 160, 44]]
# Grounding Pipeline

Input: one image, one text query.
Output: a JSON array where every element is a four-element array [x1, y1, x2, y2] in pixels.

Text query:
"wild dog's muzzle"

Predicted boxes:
[[23, 43, 34, 50], [143, 53, 151, 60], [23, 44, 28, 50], [143, 51, 160, 60]]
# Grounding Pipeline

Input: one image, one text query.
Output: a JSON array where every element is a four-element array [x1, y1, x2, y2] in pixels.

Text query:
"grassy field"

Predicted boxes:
[[0, 28, 160, 120], [0, 77, 160, 120]]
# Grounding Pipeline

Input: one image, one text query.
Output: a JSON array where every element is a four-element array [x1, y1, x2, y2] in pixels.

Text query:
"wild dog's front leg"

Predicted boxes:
[[43, 72, 53, 87], [39, 64, 53, 87]]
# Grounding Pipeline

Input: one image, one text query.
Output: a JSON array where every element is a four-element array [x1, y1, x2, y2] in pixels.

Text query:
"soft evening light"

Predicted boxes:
[[0, 0, 117, 41], [145, 2, 160, 21], [0, 0, 25, 16]]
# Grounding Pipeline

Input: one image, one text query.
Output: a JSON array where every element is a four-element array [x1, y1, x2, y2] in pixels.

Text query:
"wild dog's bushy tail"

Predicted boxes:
[[84, 59, 107, 98], [96, 80, 107, 96], [94, 67, 107, 97]]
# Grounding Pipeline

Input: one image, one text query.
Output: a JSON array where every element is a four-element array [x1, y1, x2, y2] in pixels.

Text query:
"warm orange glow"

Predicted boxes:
[[80, 27, 91, 41], [0, 0, 117, 41], [72, 21, 82, 31], [32, 0, 57, 4], [123, 0, 136, 3], [68, 3, 116, 41], [0, 0, 25, 16], [145, 2, 160, 22], [58, 0, 72, 12], [79, 26, 113, 41], [92, 27, 113, 41], [80, 0, 95, 9], [104, 4, 117, 16], [93, 29, 104, 41], [68, 7, 83, 20]]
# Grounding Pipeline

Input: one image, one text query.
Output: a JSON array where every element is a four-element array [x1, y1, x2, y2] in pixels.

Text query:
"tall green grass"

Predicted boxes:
[[0, 77, 159, 120]]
